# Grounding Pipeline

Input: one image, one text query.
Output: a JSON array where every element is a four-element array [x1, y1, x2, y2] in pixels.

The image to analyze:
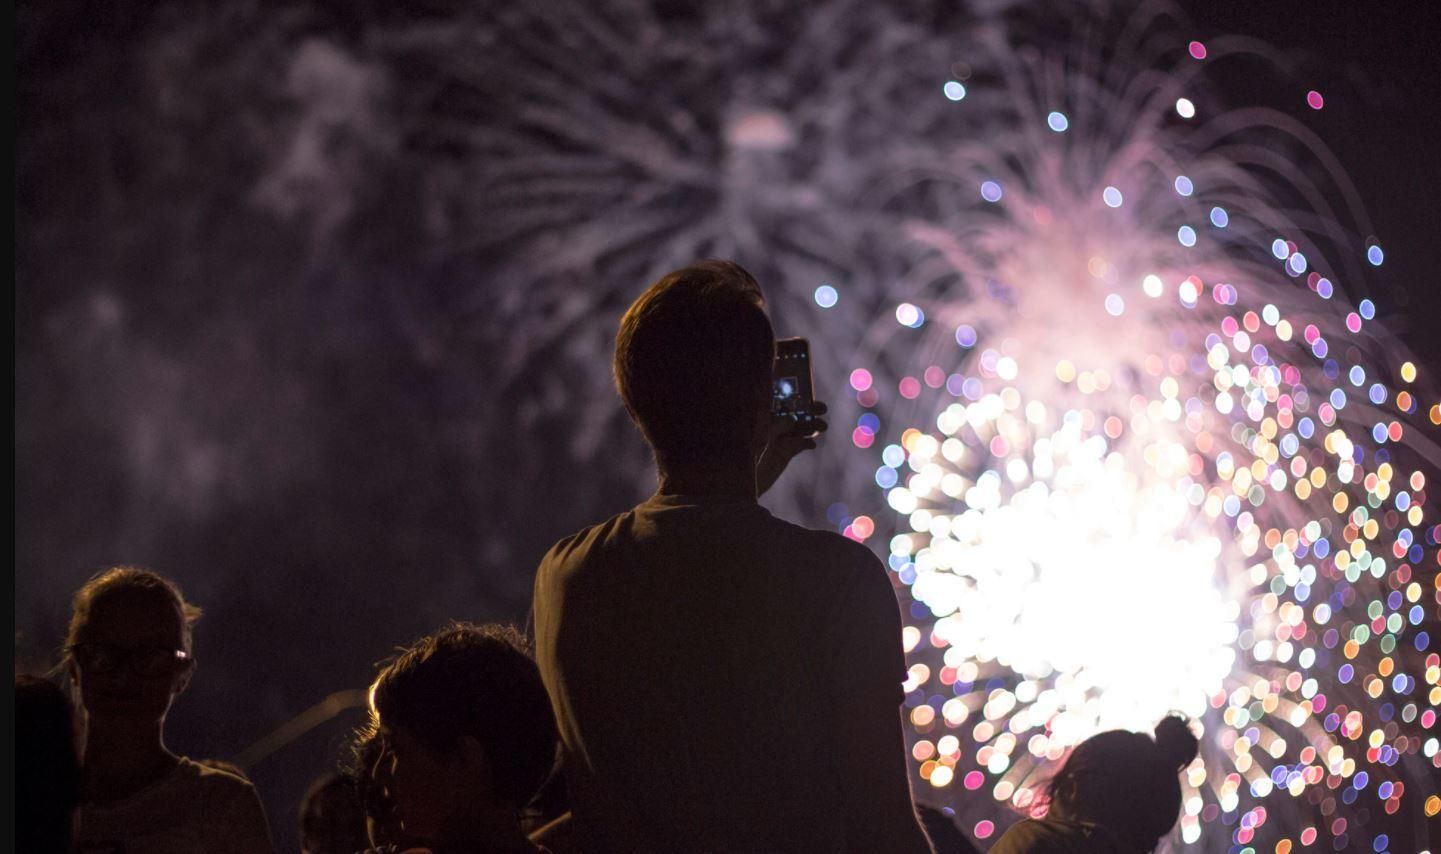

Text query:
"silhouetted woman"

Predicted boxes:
[[65, 567, 272, 852], [991, 715, 1199, 854]]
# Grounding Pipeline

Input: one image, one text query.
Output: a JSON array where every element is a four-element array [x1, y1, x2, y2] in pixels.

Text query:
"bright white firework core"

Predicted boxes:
[[892, 403, 1238, 744]]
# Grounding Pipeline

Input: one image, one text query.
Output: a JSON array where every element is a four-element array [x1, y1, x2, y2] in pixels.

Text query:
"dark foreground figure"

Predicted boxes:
[[990, 715, 1200, 854], [65, 567, 272, 853], [16, 673, 83, 852], [299, 772, 370, 854], [533, 260, 931, 852], [359, 622, 560, 853]]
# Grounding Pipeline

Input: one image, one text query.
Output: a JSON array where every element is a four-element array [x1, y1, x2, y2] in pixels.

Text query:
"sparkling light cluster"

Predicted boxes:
[[883, 395, 1238, 757], [821, 18, 1439, 854], [850, 330, 1437, 849]]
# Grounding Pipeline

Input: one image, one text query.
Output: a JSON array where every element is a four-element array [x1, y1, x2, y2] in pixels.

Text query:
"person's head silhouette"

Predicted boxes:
[[64, 567, 200, 733], [615, 260, 777, 488], [363, 622, 558, 850], [299, 771, 369, 854], [1043, 715, 1199, 852]]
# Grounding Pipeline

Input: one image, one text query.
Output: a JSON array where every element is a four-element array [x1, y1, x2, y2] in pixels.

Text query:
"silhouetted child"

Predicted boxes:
[[17, 673, 83, 852], [359, 623, 558, 854], [990, 715, 1200, 854], [64, 566, 272, 852], [300, 772, 370, 854]]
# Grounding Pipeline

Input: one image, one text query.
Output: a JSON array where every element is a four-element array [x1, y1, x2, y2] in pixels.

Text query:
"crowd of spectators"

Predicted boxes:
[[17, 262, 1197, 854]]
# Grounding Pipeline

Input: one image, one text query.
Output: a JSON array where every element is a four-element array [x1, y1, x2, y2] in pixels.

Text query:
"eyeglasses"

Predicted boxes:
[[68, 642, 191, 677]]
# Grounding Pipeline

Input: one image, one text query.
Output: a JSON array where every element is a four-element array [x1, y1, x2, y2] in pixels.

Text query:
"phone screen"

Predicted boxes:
[[773, 338, 815, 426]]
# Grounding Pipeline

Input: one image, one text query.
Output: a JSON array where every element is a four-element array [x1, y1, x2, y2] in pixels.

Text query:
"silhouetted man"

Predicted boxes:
[[533, 260, 931, 852]]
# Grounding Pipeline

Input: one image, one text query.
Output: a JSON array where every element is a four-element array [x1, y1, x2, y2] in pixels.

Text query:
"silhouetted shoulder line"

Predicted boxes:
[[540, 509, 637, 565], [178, 757, 260, 797], [765, 513, 888, 577]]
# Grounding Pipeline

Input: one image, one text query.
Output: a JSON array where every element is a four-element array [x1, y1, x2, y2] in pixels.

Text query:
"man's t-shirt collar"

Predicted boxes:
[[647, 491, 760, 508]]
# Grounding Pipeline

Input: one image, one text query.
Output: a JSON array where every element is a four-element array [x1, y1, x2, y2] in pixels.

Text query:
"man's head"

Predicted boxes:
[[614, 260, 775, 468], [365, 623, 557, 842]]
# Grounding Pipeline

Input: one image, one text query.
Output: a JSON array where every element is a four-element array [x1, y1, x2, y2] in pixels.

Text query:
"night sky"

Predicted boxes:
[[16, 1, 1439, 850], [1179, 0, 1441, 359]]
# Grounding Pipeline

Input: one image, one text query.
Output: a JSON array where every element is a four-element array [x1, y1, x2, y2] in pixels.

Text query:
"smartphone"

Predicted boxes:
[[772, 337, 816, 431]]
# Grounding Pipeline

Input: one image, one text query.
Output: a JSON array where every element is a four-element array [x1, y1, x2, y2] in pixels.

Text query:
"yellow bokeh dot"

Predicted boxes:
[[1401, 361, 1417, 383], [1426, 794, 1441, 817]]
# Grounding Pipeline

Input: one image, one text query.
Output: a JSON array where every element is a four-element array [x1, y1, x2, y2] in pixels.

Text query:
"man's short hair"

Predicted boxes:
[[614, 260, 775, 462], [368, 623, 557, 807]]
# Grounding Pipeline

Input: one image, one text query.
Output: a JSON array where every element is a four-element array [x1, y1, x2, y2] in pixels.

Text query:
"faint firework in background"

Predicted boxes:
[[16, 1, 1439, 849]]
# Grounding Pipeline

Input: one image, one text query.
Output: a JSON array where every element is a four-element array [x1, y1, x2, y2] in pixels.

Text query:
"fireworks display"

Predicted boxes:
[[401, 2, 1441, 849], [375, 2, 1441, 849], [812, 9, 1441, 853]]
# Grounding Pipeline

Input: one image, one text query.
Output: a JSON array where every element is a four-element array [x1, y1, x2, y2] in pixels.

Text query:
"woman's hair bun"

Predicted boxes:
[[1154, 714, 1199, 770]]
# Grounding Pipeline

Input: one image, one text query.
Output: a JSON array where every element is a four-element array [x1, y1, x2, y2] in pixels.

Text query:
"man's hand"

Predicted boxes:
[[756, 401, 828, 498]]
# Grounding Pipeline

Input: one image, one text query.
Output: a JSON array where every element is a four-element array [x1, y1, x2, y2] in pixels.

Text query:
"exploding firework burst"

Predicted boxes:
[[372, 1, 1439, 849], [822, 6, 1441, 852]]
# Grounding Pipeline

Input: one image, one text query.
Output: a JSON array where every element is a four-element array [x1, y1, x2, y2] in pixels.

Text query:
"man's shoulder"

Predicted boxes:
[[991, 818, 1100, 854], [768, 514, 884, 569], [535, 500, 884, 584], [539, 509, 634, 564]]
